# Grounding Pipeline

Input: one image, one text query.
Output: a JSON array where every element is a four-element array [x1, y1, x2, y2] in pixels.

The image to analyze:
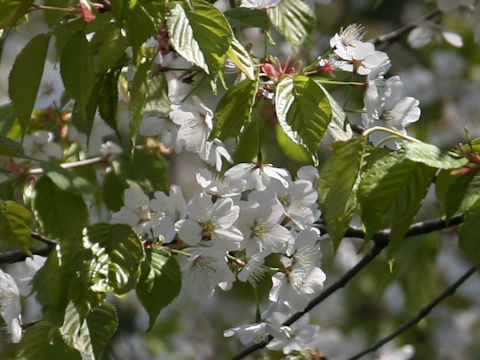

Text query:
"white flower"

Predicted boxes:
[[196, 168, 246, 197], [265, 308, 321, 354], [224, 162, 290, 191], [35, 60, 64, 109], [111, 184, 159, 235], [139, 114, 178, 152], [362, 75, 420, 149], [224, 322, 269, 344], [236, 193, 293, 257], [330, 24, 366, 50], [240, 0, 282, 9], [100, 141, 122, 158], [23, 130, 62, 161], [199, 139, 233, 172], [169, 96, 213, 154], [375, 344, 415, 360], [150, 185, 187, 243], [408, 22, 463, 49], [0, 269, 22, 343], [268, 228, 326, 311], [178, 246, 235, 300], [175, 191, 243, 250]]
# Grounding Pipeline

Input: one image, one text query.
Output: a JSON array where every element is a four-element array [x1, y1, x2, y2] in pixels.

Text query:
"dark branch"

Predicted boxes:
[[30, 232, 57, 246], [347, 265, 477, 360], [0, 246, 52, 264], [230, 214, 464, 360], [370, 9, 442, 46]]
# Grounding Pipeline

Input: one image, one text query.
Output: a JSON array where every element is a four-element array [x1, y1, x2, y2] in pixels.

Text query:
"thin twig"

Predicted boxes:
[[370, 9, 442, 46], [30, 232, 57, 246], [0, 246, 52, 264], [230, 214, 464, 360], [347, 265, 478, 360], [28, 156, 104, 175]]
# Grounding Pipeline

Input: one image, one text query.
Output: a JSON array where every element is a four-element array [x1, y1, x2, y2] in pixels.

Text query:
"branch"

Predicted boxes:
[[30, 232, 57, 246], [0, 246, 52, 264], [346, 265, 478, 360], [230, 214, 464, 360], [370, 9, 442, 46]]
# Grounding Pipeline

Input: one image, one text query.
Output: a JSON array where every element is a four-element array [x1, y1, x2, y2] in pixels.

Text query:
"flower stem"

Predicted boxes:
[[362, 126, 422, 144]]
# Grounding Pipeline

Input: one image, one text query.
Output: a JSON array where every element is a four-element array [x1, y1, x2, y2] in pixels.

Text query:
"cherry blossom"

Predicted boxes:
[[0, 269, 22, 343], [23, 130, 62, 161]]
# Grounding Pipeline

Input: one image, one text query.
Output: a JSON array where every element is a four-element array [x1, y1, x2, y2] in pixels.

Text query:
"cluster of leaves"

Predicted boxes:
[[1, 0, 480, 359]]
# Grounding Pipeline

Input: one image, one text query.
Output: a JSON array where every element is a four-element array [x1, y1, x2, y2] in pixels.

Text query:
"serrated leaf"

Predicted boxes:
[[94, 29, 128, 74], [0, 200, 33, 252], [404, 141, 469, 169], [0, 0, 34, 28], [8, 33, 50, 135], [275, 123, 310, 161], [98, 70, 121, 137], [17, 323, 82, 360], [136, 249, 181, 329], [61, 302, 118, 360], [83, 223, 144, 295], [359, 152, 436, 249], [267, 0, 314, 46], [34, 176, 88, 239], [459, 197, 480, 267], [226, 36, 255, 80], [116, 149, 168, 192], [318, 137, 367, 248], [167, 1, 233, 77], [60, 32, 95, 133], [224, 7, 270, 30], [210, 78, 257, 140], [437, 169, 480, 219], [125, 3, 158, 56], [0, 135, 23, 157], [317, 83, 352, 142], [275, 76, 332, 164]]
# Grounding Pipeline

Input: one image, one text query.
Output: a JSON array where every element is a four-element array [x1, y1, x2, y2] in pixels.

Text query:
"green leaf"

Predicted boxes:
[[0, 200, 33, 252], [34, 176, 88, 239], [436, 169, 480, 219], [17, 323, 82, 360], [267, 0, 314, 47], [224, 8, 270, 30], [116, 149, 168, 192], [130, 59, 154, 143], [0, 0, 34, 28], [33, 249, 73, 325], [0, 135, 23, 157], [8, 33, 50, 134], [210, 78, 257, 140], [0, 103, 16, 135], [60, 32, 95, 133], [404, 141, 469, 169], [94, 29, 128, 74], [125, 3, 159, 56], [459, 197, 480, 267], [318, 137, 367, 249], [359, 152, 436, 249], [61, 302, 118, 360], [136, 249, 181, 329], [103, 171, 129, 212], [275, 123, 310, 162], [83, 223, 144, 295], [39, 161, 95, 196], [233, 120, 258, 163], [317, 83, 353, 142], [275, 76, 332, 164], [226, 36, 255, 80], [167, 0, 233, 77], [98, 70, 121, 137]]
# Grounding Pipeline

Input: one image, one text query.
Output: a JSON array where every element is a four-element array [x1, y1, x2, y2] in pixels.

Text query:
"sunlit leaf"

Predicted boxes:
[[0, 200, 33, 252], [404, 142, 469, 169]]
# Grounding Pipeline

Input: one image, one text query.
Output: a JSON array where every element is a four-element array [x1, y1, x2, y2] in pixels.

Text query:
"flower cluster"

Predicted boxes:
[[324, 24, 421, 148], [112, 161, 326, 354]]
